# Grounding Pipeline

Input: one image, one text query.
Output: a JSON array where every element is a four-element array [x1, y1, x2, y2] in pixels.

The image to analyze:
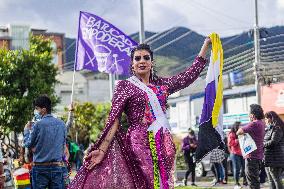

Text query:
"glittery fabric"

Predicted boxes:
[[68, 56, 207, 189], [148, 131, 160, 189], [155, 129, 169, 189]]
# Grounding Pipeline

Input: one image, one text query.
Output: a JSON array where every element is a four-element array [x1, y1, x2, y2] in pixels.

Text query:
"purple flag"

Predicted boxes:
[[75, 11, 138, 75]]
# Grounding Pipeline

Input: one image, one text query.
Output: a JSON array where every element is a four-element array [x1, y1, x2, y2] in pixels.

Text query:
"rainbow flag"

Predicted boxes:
[[195, 33, 224, 162], [13, 168, 31, 189]]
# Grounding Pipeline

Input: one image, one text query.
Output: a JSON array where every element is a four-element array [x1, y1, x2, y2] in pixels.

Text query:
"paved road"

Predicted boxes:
[[70, 169, 271, 189], [174, 181, 270, 188]]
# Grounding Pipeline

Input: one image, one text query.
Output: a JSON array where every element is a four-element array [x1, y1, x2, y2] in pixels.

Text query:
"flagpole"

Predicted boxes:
[[109, 73, 115, 100], [70, 66, 76, 103], [70, 11, 82, 105], [139, 0, 145, 43]]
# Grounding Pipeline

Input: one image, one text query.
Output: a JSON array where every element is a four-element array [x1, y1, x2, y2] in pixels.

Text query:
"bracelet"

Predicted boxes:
[[98, 148, 106, 153]]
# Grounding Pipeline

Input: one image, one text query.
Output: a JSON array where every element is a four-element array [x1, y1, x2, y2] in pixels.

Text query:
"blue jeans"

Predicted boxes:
[[214, 163, 224, 181], [231, 154, 243, 184], [32, 165, 65, 189]]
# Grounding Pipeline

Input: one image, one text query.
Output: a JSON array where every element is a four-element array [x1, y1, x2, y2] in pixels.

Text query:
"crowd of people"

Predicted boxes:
[[182, 104, 284, 189]]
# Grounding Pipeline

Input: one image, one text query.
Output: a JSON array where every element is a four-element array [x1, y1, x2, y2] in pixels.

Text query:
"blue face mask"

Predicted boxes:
[[34, 110, 42, 121]]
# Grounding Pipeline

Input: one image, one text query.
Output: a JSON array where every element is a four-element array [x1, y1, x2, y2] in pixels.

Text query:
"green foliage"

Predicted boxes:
[[62, 101, 129, 148], [89, 103, 111, 142], [62, 102, 110, 148], [0, 35, 58, 134]]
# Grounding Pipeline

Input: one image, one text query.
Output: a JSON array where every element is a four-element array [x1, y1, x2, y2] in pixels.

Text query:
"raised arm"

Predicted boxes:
[[23, 122, 39, 148], [157, 38, 211, 95], [65, 103, 74, 133]]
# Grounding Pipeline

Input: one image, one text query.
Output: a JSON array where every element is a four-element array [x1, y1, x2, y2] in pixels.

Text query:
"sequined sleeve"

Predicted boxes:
[[157, 56, 207, 95], [90, 80, 128, 150]]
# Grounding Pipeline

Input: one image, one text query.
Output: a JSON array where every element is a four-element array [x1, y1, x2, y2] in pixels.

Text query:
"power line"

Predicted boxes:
[[153, 30, 193, 52], [170, 36, 253, 74], [261, 49, 284, 56], [259, 33, 284, 42], [147, 27, 179, 45], [260, 41, 284, 48], [144, 29, 171, 43], [63, 40, 76, 54], [224, 48, 254, 62], [223, 56, 254, 73], [189, 0, 251, 26], [260, 45, 284, 52]]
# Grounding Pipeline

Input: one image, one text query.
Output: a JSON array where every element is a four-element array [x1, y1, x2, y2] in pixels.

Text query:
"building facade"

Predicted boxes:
[[0, 24, 65, 71], [168, 76, 256, 135]]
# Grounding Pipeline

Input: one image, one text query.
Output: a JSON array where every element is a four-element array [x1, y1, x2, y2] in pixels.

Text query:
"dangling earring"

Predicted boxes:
[[131, 66, 134, 75], [151, 67, 154, 81]]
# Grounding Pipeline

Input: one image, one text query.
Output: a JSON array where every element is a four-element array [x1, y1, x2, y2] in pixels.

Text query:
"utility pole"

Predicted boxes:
[[109, 73, 115, 100], [139, 0, 145, 43], [254, 0, 261, 105]]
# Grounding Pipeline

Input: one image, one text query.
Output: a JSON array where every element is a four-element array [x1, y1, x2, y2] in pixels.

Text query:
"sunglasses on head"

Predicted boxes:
[[134, 55, 151, 62]]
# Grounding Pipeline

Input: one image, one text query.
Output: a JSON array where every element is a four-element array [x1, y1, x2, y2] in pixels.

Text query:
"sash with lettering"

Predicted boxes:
[[127, 76, 171, 188], [195, 33, 224, 162], [75, 11, 138, 75]]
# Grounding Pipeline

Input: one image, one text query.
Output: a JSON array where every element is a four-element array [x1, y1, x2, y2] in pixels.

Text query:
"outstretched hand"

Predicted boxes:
[[198, 37, 212, 58], [204, 37, 211, 45], [84, 149, 105, 170]]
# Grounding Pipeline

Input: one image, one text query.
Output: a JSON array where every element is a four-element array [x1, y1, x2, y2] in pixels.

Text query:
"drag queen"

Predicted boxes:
[[69, 38, 211, 189]]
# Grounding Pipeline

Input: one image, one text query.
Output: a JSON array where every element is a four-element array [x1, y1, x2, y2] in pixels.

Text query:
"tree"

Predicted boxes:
[[62, 102, 110, 148], [0, 35, 59, 135], [62, 101, 129, 148]]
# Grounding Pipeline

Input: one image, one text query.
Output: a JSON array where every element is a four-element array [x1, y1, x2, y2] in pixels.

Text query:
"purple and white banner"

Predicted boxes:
[[75, 11, 138, 75]]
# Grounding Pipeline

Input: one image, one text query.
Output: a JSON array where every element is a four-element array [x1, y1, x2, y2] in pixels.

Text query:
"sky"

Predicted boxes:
[[0, 0, 284, 38]]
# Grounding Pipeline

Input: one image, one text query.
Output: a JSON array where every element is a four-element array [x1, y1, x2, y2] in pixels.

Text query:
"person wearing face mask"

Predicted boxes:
[[23, 95, 66, 189], [237, 104, 265, 189], [263, 111, 284, 189], [23, 101, 74, 188], [69, 39, 211, 189]]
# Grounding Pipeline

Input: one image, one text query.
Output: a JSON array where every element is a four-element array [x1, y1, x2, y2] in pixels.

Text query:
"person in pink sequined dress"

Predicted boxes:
[[69, 38, 211, 189]]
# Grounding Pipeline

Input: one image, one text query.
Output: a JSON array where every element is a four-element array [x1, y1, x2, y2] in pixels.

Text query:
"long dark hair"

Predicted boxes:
[[264, 111, 284, 129], [130, 43, 158, 81], [231, 121, 241, 133]]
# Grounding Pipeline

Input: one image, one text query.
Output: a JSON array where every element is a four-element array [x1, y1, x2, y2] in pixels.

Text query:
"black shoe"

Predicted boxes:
[[235, 182, 241, 186], [183, 179, 187, 186], [211, 181, 219, 186], [191, 183, 197, 187]]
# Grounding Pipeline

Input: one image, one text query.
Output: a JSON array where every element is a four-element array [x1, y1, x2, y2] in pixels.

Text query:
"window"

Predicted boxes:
[[51, 41, 58, 65]]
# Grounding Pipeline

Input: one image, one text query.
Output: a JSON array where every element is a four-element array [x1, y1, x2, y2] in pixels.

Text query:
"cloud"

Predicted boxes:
[[277, 0, 284, 9], [0, 0, 283, 38]]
